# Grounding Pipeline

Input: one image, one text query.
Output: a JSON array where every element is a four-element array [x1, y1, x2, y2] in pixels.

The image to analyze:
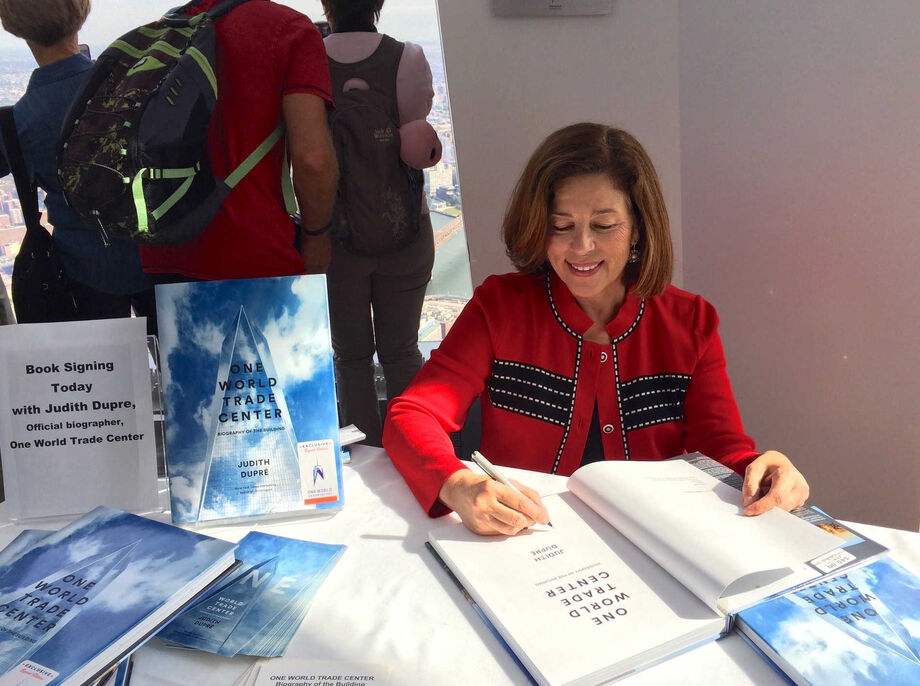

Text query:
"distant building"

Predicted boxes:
[[427, 161, 454, 193]]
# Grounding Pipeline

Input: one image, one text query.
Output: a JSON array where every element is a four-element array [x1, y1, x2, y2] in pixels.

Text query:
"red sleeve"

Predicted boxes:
[[275, 12, 333, 106], [383, 288, 497, 517], [682, 298, 759, 474]]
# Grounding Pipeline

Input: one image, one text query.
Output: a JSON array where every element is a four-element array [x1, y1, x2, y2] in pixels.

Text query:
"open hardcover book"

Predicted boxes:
[[428, 459, 887, 686]]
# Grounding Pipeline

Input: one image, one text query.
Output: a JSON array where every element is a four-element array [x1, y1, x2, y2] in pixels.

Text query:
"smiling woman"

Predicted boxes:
[[383, 122, 811, 537], [546, 174, 638, 331]]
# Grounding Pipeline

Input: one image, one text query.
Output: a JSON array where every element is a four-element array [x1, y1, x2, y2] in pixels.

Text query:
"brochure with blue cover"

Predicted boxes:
[[158, 531, 345, 657], [156, 275, 344, 525], [735, 556, 920, 685], [0, 506, 237, 686]]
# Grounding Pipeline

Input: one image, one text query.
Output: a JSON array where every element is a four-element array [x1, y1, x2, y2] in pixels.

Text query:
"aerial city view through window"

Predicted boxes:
[[0, 0, 471, 341]]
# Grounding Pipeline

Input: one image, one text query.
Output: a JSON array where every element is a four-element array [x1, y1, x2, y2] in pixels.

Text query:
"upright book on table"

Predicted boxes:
[[735, 556, 920, 685], [0, 506, 237, 686], [156, 275, 344, 525], [428, 459, 886, 686]]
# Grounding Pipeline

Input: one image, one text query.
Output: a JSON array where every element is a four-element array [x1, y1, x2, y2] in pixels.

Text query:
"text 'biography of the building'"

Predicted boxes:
[[156, 275, 343, 525]]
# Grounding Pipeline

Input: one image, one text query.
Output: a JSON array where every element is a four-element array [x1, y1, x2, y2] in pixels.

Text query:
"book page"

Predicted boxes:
[[429, 493, 724, 686], [567, 461, 841, 614]]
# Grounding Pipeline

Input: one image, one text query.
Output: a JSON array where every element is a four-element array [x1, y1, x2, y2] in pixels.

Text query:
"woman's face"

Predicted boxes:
[[546, 173, 637, 321]]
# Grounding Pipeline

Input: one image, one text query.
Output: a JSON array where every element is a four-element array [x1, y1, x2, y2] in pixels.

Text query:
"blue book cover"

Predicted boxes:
[[0, 507, 236, 686], [0, 530, 53, 569], [157, 531, 345, 657], [156, 276, 344, 525], [736, 557, 920, 685]]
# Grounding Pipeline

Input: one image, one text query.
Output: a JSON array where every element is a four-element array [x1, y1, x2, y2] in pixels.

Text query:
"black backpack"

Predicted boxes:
[[327, 35, 423, 256], [58, 0, 295, 246]]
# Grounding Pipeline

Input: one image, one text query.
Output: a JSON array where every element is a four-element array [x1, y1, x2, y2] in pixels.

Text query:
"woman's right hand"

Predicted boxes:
[[438, 469, 550, 536]]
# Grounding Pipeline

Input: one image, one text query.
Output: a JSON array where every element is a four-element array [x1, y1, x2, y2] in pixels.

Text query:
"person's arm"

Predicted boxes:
[[682, 297, 809, 513], [382, 280, 548, 533], [282, 92, 338, 273], [438, 469, 549, 536]]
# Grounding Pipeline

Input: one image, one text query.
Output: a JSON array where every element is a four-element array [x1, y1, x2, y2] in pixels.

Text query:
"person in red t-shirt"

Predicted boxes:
[[383, 123, 811, 536], [140, 0, 338, 280]]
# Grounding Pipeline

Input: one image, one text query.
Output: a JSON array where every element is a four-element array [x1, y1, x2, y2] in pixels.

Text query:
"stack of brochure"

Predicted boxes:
[[158, 531, 345, 657], [0, 507, 237, 686]]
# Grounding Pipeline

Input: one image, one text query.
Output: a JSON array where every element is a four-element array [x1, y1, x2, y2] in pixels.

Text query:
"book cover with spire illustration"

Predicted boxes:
[[735, 556, 920, 685], [0, 506, 237, 686], [155, 276, 343, 525], [157, 531, 345, 657]]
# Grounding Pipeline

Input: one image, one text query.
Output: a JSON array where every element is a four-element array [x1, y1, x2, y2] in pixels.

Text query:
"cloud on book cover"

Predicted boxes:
[[771, 616, 880, 685], [745, 559, 920, 685], [0, 509, 233, 672], [157, 276, 337, 479]]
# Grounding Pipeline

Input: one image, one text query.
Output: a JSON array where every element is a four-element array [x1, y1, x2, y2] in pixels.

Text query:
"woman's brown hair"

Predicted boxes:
[[502, 123, 673, 297]]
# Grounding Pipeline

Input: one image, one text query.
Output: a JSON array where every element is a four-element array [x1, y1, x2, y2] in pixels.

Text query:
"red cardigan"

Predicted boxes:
[[383, 271, 759, 516]]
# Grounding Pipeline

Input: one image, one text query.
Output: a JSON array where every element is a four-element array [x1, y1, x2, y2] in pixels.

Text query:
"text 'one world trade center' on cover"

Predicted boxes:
[[156, 275, 343, 525]]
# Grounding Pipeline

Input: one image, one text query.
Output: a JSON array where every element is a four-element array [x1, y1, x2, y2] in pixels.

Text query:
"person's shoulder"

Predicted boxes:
[[475, 272, 543, 304], [395, 39, 432, 73], [645, 284, 720, 330], [225, 1, 319, 34], [400, 40, 428, 60]]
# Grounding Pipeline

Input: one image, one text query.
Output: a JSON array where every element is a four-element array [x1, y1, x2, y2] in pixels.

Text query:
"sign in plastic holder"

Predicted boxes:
[[0, 317, 159, 520]]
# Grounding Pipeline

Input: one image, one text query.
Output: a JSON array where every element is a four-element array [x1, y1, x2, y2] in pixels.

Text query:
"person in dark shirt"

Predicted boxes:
[[0, 0, 155, 330]]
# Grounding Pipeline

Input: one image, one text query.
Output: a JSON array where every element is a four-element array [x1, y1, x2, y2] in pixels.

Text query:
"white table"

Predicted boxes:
[[2, 445, 917, 686]]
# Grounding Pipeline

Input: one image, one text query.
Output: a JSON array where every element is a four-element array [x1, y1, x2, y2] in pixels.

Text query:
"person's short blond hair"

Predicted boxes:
[[0, 0, 90, 47], [502, 123, 673, 298]]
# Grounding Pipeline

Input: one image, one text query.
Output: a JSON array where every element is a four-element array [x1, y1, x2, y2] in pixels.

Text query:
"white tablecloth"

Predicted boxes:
[[2, 445, 917, 686]]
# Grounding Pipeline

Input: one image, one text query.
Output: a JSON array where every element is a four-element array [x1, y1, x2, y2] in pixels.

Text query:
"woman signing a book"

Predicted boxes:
[[383, 123, 810, 535]]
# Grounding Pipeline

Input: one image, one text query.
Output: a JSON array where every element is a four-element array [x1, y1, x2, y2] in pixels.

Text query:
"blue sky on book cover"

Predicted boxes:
[[156, 276, 343, 524], [0, 507, 235, 683], [738, 557, 920, 685], [158, 531, 344, 657]]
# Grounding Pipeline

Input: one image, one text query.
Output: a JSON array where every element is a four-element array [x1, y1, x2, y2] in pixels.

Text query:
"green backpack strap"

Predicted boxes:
[[225, 122, 297, 214], [132, 123, 290, 235], [280, 144, 298, 215]]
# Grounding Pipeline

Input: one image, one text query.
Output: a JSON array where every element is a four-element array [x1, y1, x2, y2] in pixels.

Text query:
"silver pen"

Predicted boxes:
[[470, 450, 552, 527]]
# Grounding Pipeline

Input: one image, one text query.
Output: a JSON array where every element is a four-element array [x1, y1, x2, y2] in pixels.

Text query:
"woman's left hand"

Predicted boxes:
[[741, 450, 810, 515]]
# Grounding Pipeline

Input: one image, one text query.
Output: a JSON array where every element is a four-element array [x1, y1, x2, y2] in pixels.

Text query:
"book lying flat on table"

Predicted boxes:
[[735, 556, 920, 685], [0, 506, 237, 686], [428, 459, 888, 686], [158, 531, 345, 657]]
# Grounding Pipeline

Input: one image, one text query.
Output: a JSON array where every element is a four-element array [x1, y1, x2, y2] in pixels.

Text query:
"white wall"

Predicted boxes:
[[439, 1, 920, 529], [680, 0, 920, 529], [437, 0, 683, 286]]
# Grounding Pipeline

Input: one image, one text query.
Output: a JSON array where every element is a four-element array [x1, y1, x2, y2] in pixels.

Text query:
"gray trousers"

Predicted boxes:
[[326, 214, 434, 446]]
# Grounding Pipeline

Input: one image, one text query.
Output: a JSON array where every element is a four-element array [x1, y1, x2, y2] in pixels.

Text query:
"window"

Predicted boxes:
[[0, 0, 471, 338]]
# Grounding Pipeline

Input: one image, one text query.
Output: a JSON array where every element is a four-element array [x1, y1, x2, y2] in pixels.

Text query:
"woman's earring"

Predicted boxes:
[[628, 244, 640, 264]]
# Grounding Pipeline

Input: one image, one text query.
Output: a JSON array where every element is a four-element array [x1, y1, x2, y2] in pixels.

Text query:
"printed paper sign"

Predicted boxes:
[[0, 318, 158, 519]]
